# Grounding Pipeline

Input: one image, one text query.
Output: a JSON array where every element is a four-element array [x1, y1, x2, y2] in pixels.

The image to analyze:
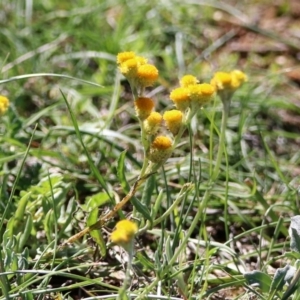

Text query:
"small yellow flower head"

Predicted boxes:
[[110, 219, 138, 246], [152, 135, 172, 149], [117, 51, 136, 65], [210, 72, 232, 91], [134, 97, 155, 120], [211, 70, 247, 91], [169, 87, 190, 111], [230, 70, 248, 89], [136, 64, 159, 87], [119, 58, 139, 78], [143, 111, 162, 135], [0, 95, 10, 115], [200, 83, 216, 96], [118, 55, 148, 81], [134, 56, 148, 66], [180, 75, 199, 88], [163, 110, 183, 136], [148, 135, 173, 163], [188, 83, 215, 106]]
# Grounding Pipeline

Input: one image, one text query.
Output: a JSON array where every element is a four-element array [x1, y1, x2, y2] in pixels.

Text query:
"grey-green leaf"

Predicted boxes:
[[290, 216, 300, 253], [244, 270, 272, 293], [270, 264, 296, 293]]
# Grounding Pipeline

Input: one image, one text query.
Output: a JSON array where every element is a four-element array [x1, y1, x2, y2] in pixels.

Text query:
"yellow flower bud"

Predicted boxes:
[[169, 87, 190, 111], [148, 136, 173, 163], [188, 83, 215, 106], [118, 55, 148, 83], [180, 75, 199, 88], [134, 97, 155, 120], [0, 95, 10, 115], [119, 58, 139, 78], [143, 112, 162, 135], [110, 220, 138, 246], [163, 109, 183, 136], [230, 70, 248, 89], [117, 51, 136, 65], [136, 64, 159, 87], [210, 72, 232, 91], [134, 56, 148, 66]]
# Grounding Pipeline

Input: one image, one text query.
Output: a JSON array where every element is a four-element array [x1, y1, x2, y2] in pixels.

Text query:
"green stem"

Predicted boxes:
[[139, 120, 150, 177], [211, 99, 230, 181], [168, 107, 192, 154], [118, 242, 134, 299], [214, 99, 230, 241]]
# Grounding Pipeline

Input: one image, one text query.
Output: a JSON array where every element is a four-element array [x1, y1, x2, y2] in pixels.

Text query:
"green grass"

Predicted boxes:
[[1, 0, 300, 299]]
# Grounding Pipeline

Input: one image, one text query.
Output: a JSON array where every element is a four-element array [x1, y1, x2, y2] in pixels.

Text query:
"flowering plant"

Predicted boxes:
[[61, 51, 247, 298], [64, 51, 247, 243]]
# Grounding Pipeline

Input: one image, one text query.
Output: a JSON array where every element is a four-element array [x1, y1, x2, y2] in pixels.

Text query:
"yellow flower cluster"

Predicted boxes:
[[117, 51, 159, 90], [170, 75, 215, 113], [117, 52, 247, 166], [117, 52, 174, 164], [210, 70, 248, 91], [110, 219, 138, 246], [116, 51, 136, 64], [0, 95, 10, 115], [112, 52, 248, 254]]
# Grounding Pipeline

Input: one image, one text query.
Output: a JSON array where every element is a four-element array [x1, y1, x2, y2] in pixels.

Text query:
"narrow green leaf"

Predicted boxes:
[[14, 192, 31, 224], [135, 252, 155, 270], [284, 251, 300, 260], [165, 236, 173, 262], [18, 213, 33, 252], [0, 248, 10, 298], [61, 91, 112, 202], [0, 152, 27, 164], [87, 208, 106, 257], [6, 217, 15, 240], [253, 188, 288, 236], [44, 210, 53, 244], [87, 192, 111, 208], [117, 150, 130, 193], [131, 197, 152, 223], [23, 101, 63, 128], [141, 175, 155, 207], [118, 292, 130, 300], [58, 197, 77, 241], [0, 73, 103, 87], [151, 190, 164, 221]]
